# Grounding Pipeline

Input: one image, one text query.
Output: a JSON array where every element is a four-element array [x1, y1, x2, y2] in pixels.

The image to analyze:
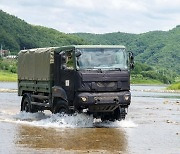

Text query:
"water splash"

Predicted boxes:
[[13, 112, 94, 128], [1, 111, 137, 128], [94, 119, 138, 128], [14, 112, 49, 121]]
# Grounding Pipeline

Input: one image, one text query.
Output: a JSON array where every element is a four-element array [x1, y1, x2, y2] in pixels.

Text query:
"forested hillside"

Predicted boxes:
[[74, 26, 180, 75], [0, 10, 86, 52]]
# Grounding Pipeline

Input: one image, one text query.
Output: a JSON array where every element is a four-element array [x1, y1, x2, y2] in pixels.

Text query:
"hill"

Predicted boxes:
[[0, 10, 86, 52]]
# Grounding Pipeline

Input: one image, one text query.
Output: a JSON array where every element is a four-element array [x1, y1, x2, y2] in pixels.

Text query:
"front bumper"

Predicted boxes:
[[75, 91, 131, 112]]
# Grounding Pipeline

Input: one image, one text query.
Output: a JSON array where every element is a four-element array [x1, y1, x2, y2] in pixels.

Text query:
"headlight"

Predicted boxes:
[[124, 94, 130, 101], [81, 97, 87, 102]]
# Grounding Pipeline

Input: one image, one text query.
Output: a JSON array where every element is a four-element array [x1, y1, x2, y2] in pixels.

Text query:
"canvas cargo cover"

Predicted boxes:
[[18, 47, 58, 81]]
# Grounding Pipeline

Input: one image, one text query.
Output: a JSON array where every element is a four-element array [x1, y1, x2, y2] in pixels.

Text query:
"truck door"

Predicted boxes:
[[54, 49, 75, 105]]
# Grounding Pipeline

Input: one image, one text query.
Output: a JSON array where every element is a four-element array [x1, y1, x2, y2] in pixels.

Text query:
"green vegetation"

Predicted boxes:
[[0, 70, 17, 82], [131, 62, 176, 84], [167, 82, 180, 90], [0, 58, 17, 81], [131, 76, 162, 84], [0, 58, 17, 73], [0, 10, 87, 52]]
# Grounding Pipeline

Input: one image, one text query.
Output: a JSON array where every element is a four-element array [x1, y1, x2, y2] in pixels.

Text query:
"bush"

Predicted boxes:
[[0, 58, 17, 73], [167, 82, 180, 90], [8, 65, 17, 73], [131, 62, 175, 84]]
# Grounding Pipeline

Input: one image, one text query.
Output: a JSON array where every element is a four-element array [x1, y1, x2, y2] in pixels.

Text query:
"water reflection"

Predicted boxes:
[[16, 125, 127, 153]]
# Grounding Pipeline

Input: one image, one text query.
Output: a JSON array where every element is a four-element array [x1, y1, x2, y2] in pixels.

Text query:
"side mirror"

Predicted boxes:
[[129, 52, 134, 70], [75, 50, 81, 57]]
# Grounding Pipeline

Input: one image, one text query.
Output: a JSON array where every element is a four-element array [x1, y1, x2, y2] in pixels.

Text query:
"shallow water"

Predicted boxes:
[[0, 82, 17, 89], [0, 82, 179, 153]]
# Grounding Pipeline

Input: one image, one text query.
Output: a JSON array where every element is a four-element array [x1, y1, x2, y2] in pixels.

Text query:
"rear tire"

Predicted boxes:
[[21, 94, 38, 113]]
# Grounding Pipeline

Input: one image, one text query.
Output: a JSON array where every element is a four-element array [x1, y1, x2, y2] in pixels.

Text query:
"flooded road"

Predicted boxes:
[[0, 83, 179, 153]]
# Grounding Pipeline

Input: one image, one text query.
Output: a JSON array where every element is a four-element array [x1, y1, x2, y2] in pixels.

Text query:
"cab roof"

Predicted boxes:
[[55, 45, 126, 52], [19, 45, 126, 54], [64, 45, 126, 49]]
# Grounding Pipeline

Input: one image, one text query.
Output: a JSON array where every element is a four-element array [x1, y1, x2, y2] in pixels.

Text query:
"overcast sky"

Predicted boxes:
[[0, 0, 180, 34]]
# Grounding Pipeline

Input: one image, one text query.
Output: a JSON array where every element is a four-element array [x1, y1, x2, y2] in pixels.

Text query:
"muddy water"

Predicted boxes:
[[0, 83, 179, 153]]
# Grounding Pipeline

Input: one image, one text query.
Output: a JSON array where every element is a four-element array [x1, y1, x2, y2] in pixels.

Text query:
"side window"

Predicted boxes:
[[66, 50, 74, 70]]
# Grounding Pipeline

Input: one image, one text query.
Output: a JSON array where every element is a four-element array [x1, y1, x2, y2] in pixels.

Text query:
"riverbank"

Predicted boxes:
[[167, 82, 180, 90], [0, 88, 17, 93], [130, 77, 162, 85], [131, 87, 180, 93], [0, 70, 17, 82]]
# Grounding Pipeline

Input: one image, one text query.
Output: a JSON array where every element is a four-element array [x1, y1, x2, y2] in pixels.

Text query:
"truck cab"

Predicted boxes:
[[18, 45, 134, 121]]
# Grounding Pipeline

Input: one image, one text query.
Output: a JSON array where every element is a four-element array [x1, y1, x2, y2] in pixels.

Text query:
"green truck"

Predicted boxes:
[[18, 45, 134, 121]]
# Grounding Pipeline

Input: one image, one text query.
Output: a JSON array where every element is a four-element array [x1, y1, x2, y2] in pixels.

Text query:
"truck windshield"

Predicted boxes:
[[76, 48, 128, 70]]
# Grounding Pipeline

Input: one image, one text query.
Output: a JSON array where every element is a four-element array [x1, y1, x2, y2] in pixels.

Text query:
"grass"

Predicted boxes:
[[130, 77, 163, 84], [167, 82, 180, 90], [0, 70, 17, 82]]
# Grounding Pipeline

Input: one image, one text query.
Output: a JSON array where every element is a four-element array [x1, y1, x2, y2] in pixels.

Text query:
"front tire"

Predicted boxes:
[[53, 100, 70, 114], [113, 107, 126, 120], [101, 107, 127, 121]]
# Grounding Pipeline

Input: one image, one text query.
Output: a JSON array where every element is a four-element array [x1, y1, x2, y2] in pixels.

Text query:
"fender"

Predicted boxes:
[[52, 86, 68, 102]]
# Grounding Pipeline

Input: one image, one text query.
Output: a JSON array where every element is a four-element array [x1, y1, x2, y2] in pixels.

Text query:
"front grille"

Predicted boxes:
[[96, 82, 116, 88], [89, 105, 119, 112], [94, 96, 118, 101]]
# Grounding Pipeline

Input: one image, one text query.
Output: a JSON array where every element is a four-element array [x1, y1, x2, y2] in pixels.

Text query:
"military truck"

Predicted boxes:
[[18, 45, 134, 121]]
